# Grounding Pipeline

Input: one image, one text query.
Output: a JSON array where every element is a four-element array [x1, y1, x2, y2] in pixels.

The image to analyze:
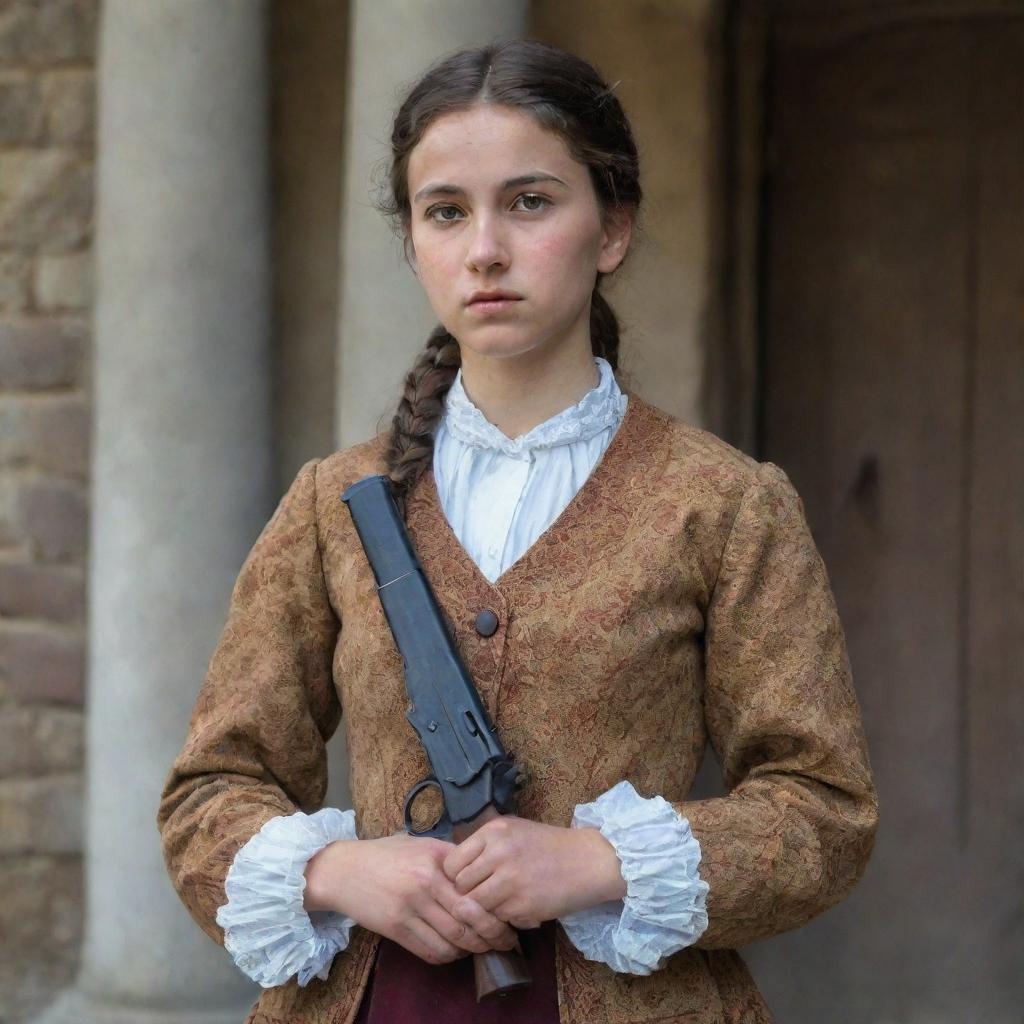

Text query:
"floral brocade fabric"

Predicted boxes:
[[157, 391, 878, 1024]]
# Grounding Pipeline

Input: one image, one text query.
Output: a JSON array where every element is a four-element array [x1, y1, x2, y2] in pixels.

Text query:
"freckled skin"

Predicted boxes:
[[406, 103, 630, 372]]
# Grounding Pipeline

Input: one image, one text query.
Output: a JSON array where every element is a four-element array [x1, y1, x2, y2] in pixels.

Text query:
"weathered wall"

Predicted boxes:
[[0, 1, 97, 1019]]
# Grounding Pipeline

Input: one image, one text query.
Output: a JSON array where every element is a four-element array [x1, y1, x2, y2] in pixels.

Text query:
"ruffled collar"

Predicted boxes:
[[441, 357, 628, 457]]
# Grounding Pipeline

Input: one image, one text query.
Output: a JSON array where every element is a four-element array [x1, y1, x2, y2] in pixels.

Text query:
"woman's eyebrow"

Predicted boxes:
[[413, 173, 568, 203]]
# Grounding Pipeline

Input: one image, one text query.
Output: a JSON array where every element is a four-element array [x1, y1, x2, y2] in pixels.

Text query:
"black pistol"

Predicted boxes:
[[341, 474, 530, 1000]]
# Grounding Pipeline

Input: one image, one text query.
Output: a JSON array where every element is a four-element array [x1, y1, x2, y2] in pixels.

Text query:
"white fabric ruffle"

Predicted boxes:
[[442, 355, 627, 456], [215, 807, 358, 988], [558, 780, 709, 975]]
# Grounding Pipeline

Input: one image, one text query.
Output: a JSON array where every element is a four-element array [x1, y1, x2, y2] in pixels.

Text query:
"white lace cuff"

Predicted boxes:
[[557, 780, 709, 975], [215, 807, 359, 988]]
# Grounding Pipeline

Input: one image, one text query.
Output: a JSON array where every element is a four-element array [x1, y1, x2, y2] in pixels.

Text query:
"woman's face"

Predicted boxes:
[[405, 103, 631, 366]]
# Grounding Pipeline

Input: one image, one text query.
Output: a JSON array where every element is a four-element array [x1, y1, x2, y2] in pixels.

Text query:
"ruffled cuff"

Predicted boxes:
[[215, 807, 359, 988], [557, 780, 709, 975]]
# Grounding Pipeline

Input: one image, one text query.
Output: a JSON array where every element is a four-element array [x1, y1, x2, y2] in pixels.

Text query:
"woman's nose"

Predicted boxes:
[[465, 215, 509, 273]]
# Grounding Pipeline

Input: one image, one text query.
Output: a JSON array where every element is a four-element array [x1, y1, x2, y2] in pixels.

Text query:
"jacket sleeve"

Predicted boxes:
[[157, 457, 342, 946], [680, 460, 879, 950]]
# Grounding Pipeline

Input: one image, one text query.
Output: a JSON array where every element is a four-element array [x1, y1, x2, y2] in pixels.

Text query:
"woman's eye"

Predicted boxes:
[[427, 205, 463, 224], [513, 193, 550, 213], [425, 195, 549, 223]]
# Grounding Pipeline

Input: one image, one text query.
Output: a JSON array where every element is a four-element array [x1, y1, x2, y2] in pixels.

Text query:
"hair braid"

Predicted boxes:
[[590, 283, 621, 372], [385, 326, 461, 511]]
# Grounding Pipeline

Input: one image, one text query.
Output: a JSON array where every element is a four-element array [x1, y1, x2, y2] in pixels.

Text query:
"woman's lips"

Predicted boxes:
[[467, 297, 522, 315]]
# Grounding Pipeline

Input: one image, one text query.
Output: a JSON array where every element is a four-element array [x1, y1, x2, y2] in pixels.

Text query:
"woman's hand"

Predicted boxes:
[[442, 816, 627, 929], [304, 833, 518, 965]]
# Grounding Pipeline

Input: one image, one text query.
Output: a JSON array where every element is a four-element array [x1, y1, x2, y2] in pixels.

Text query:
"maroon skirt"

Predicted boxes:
[[353, 922, 560, 1023]]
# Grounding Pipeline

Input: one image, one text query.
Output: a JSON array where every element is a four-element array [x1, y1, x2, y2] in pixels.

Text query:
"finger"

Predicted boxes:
[[417, 901, 491, 955], [450, 894, 518, 950], [442, 833, 486, 881], [401, 916, 465, 965], [430, 875, 517, 949], [503, 913, 542, 930], [453, 852, 495, 896], [461, 874, 511, 915]]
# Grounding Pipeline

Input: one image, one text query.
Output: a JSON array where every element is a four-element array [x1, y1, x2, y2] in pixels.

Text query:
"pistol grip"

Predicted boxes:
[[474, 942, 532, 1001]]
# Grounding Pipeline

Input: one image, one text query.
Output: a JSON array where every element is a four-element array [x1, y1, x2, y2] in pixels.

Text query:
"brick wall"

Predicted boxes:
[[0, 1, 98, 1019]]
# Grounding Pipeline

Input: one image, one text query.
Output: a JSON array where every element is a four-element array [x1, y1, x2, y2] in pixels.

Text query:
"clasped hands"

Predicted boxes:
[[304, 815, 626, 967]]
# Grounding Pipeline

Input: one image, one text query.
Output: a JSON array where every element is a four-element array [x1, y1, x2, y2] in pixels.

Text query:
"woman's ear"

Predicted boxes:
[[597, 205, 634, 275]]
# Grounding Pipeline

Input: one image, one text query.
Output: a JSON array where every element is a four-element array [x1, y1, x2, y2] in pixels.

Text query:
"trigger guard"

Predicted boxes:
[[403, 776, 453, 840]]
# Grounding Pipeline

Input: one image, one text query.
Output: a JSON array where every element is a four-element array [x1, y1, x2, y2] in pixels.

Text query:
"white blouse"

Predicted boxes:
[[215, 357, 709, 988], [432, 355, 629, 583]]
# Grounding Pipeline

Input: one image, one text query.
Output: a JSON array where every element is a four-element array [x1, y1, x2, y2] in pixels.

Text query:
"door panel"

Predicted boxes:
[[749, 6, 1024, 1021]]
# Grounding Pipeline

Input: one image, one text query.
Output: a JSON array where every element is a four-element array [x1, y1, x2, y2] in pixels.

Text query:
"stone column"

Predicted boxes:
[[336, 0, 530, 447], [38, 2, 272, 1022]]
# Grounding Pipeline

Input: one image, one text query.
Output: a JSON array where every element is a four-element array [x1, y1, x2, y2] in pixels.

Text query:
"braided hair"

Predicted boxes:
[[379, 39, 642, 511]]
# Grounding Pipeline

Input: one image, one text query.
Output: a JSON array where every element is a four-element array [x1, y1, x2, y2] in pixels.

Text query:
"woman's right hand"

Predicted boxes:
[[303, 833, 518, 965]]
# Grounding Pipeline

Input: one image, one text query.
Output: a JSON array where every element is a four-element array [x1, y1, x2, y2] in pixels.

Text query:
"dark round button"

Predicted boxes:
[[474, 608, 499, 637]]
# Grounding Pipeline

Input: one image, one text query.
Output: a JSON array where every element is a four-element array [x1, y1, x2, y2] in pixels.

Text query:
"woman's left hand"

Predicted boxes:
[[441, 815, 627, 930]]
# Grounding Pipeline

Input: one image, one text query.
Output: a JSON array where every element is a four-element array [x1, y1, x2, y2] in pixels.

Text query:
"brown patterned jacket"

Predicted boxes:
[[157, 390, 878, 1024]]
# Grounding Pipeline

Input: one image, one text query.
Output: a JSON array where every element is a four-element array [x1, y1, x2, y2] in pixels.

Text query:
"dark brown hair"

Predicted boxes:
[[381, 39, 642, 511]]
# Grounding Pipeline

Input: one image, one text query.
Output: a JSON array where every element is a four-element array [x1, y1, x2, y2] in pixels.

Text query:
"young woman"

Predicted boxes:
[[158, 39, 878, 1024]]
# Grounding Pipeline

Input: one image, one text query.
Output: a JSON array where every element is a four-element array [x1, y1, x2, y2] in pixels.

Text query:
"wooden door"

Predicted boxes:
[[744, 3, 1024, 1021]]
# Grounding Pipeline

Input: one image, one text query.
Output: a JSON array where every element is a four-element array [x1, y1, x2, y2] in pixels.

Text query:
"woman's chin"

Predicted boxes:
[[454, 328, 546, 362]]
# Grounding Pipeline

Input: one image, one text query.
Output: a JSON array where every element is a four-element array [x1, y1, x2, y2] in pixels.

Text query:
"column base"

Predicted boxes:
[[33, 987, 255, 1024]]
